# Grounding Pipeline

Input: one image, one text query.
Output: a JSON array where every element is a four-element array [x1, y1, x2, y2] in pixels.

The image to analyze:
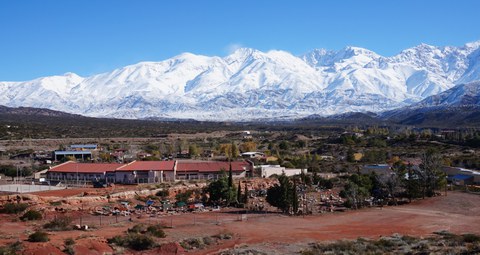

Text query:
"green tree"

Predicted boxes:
[[340, 174, 373, 209], [1, 165, 17, 181], [279, 141, 290, 150], [404, 164, 423, 202], [291, 180, 299, 214], [228, 163, 233, 188], [346, 147, 355, 162], [244, 184, 249, 204], [237, 181, 242, 204], [0, 165, 30, 181], [266, 174, 295, 213], [206, 171, 236, 206], [418, 149, 446, 198], [339, 181, 370, 209]]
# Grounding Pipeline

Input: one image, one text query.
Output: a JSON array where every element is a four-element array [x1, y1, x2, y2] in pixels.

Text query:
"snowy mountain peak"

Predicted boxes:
[[464, 40, 480, 50], [1, 41, 480, 121], [340, 46, 379, 58]]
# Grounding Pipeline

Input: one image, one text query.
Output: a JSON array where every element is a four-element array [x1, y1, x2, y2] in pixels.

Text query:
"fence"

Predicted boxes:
[[0, 184, 63, 193], [42, 210, 281, 230]]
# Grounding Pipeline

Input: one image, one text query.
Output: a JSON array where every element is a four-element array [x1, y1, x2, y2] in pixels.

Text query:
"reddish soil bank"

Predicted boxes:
[[1, 191, 479, 254]]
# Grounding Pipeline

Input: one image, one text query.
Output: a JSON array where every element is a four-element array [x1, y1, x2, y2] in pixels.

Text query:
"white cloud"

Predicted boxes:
[[225, 43, 244, 54]]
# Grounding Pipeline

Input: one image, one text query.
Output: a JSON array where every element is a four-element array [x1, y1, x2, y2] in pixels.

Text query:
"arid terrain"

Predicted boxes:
[[1, 188, 479, 255]]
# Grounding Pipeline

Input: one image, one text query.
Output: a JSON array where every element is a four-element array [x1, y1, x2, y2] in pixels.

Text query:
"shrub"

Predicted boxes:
[[202, 236, 214, 245], [63, 246, 75, 255], [49, 201, 62, 206], [20, 210, 43, 221], [127, 234, 156, 251], [107, 235, 125, 246], [180, 237, 205, 250], [63, 238, 75, 255], [462, 234, 480, 243], [156, 189, 169, 198], [146, 224, 166, 238], [127, 224, 145, 234], [0, 203, 29, 214], [108, 234, 156, 251], [43, 216, 72, 231], [28, 231, 49, 242], [64, 238, 75, 246], [0, 241, 23, 255]]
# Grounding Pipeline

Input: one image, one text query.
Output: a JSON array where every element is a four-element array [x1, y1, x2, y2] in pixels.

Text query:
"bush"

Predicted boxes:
[[108, 234, 156, 251], [462, 234, 480, 243], [43, 216, 72, 231], [0, 241, 22, 255], [156, 189, 169, 198], [127, 234, 156, 251], [63, 238, 75, 255], [49, 201, 62, 206], [63, 246, 75, 255], [20, 210, 43, 221], [146, 224, 166, 238], [180, 237, 205, 250], [127, 224, 145, 234], [64, 238, 75, 246], [28, 231, 49, 242], [0, 203, 29, 214]]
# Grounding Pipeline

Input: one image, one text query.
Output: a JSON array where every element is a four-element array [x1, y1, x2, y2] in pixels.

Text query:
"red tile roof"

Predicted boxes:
[[176, 161, 250, 173], [48, 161, 124, 173], [116, 160, 175, 171]]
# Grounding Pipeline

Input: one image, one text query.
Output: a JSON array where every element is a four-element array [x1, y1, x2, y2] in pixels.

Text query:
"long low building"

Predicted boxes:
[[176, 160, 251, 180], [46, 161, 124, 183], [46, 160, 252, 184]]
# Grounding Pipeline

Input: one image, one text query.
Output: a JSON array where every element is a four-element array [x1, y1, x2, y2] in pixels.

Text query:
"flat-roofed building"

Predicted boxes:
[[69, 144, 98, 150], [259, 165, 306, 178], [53, 150, 92, 161]]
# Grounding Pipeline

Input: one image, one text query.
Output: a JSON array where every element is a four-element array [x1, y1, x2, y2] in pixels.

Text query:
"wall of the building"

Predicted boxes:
[[47, 172, 106, 182], [115, 170, 176, 184], [176, 171, 246, 180], [260, 165, 305, 178]]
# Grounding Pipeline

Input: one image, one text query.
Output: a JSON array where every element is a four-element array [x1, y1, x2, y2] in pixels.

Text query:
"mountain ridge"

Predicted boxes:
[[1, 41, 480, 121]]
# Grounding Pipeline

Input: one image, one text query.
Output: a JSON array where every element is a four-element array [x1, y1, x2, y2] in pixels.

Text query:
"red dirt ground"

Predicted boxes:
[[1, 191, 480, 254]]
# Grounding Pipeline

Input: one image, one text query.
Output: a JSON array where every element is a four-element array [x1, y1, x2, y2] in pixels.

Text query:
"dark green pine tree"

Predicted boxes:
[[237, 180, 242, 203], [244, 184, 249, 204], [228, 162, 233, 188], [292, 180, 299, 214]]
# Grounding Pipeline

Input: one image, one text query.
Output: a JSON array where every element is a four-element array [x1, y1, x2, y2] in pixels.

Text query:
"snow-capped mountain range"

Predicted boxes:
[[1, 41, 480, 121]]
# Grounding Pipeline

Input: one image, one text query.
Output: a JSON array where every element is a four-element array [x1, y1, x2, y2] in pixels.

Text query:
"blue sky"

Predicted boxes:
[[1, 0, 479, 81]]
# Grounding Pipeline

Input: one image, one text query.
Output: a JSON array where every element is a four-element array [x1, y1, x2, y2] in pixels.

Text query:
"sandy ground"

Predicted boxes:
[[1, 191, 480, 254]]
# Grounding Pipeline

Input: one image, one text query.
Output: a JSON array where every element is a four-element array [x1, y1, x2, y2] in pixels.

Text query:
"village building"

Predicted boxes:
[[444, 166, 480, 185], [241, 151, 265, 159], [69, 144, 98, 151], [259, 165, 306, 178], [115, 160, 176, 184], [175, 160, 252, 180], [53, 150, 92, 161], [46, 161, 124, 183], [46, 160, 253, 184], [361, 164, 392, 176]]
